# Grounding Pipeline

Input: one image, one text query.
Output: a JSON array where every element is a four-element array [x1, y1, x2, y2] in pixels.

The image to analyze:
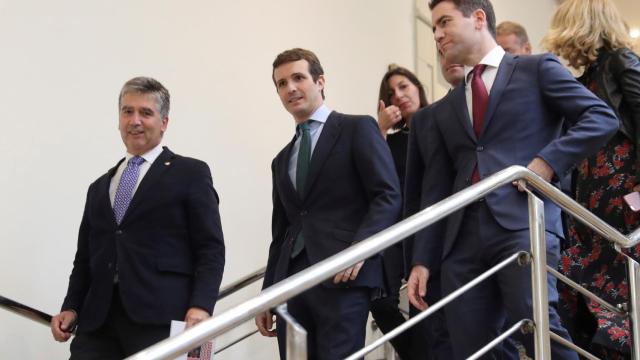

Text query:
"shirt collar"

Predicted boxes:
[[309, 103, 331, 124], [463, 45, 506, 84], [125, 142, 164, 165], [294, 103, 331, 132]]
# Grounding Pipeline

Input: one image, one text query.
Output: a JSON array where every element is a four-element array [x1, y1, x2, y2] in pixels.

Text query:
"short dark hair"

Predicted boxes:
[[119, 76, 170, 118], [429, 0, 496, 38], [497, 21, 530, 44], [272, 48, 325, 99]]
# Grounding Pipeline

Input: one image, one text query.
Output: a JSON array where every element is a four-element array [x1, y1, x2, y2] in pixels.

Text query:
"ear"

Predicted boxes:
[[524, 42, 532, 55], [161, 117, 169, 133], [316, 74, 325, 90], [472, 9, 487, 31]]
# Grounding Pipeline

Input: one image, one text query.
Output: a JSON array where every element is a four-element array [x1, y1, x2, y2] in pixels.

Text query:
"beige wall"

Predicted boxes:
[[0, 1, 414, 359], [0, 1, 556, 359]]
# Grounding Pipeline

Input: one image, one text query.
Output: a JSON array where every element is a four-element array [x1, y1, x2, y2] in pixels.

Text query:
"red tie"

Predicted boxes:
[[471, 64, 488, 184]]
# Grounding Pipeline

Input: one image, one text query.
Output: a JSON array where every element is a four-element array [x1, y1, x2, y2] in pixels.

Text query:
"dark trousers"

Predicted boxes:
[[276, 251, 371, 360], [370, 242, 413, 359], [441, 201, 578, 360], [408, 275, 453, 360], [69, 286, 169, 360]]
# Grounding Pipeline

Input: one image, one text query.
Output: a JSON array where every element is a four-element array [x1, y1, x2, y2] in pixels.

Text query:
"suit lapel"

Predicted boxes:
[[120, 147, 174, 225], [277, 136, 301, 206], [97, 159, 125, 226], [481, 54, 516, 135], [302, 111, 341, 198], [450, 86, 476, 142]]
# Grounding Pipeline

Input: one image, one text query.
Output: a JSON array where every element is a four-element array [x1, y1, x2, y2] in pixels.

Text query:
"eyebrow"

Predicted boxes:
[[432, 15, 450, 32]]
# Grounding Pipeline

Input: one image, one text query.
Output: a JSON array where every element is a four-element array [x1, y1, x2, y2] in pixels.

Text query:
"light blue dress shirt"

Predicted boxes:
[[288, 104, 331, 189]]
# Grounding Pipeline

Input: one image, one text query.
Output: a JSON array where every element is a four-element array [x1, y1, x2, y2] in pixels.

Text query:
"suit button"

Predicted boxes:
[[300, 210, 308, 216], [476, 146, 484, 152], [115, 230, 123, 235], [108, 262, 113, 269]]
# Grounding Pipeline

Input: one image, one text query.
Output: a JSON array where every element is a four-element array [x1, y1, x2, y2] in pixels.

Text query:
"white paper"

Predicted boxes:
[[170, 320, 215, 360]]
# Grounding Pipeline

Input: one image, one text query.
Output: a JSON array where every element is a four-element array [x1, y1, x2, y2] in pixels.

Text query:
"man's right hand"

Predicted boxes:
[[377, 100, 403, 138], [255, 311, 276, 337], [51, 310, 77, 342], [407, 265, 430, 311]]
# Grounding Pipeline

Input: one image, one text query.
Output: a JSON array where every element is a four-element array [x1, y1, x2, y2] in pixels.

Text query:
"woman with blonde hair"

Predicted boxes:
[[543, 0, 640, 357]]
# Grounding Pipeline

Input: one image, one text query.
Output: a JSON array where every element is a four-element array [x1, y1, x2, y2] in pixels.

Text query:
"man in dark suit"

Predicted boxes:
[[405, 1, 618, 359], [254, 48, 402, 359], [50, 77, 225, 359]]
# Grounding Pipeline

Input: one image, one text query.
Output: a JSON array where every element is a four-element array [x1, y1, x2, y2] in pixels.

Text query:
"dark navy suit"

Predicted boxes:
[[263, 111, 402, 359], [405, 53, 618, 359], [61, 147, 225, 355]]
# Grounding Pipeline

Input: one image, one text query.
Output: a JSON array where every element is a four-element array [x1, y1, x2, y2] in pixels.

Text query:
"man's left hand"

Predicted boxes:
[[185, 307, 210, 328], [514, 157, 555, 191]]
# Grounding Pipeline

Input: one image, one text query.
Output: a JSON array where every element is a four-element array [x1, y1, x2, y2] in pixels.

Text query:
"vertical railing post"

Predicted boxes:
[[275, 304, 307, 360], [627, 258, 640, 360], [527, 188, 551, 359]]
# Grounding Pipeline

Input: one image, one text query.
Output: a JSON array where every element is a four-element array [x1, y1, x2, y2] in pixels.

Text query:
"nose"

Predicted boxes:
[[434, 26, 444, 44], [391, 90, 401, 103], [286, 82, 297, 94], [128, 112, 143, 126]]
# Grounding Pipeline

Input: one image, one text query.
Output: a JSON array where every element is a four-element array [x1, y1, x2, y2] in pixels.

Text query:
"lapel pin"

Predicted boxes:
[[164, 161, 171, 166]]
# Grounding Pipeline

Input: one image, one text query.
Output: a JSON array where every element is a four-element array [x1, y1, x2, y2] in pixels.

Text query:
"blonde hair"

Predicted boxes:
[[542, 0, 632, 69]]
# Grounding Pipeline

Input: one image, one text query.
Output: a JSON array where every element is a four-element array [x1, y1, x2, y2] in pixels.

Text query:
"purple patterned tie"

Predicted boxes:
[[113, 156, 145, 224]]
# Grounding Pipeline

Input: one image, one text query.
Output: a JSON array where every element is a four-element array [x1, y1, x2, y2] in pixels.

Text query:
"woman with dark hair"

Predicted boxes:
[[377, 66, 428, 191], [372, 66, 441, 360], [543, 0, 640, 357]]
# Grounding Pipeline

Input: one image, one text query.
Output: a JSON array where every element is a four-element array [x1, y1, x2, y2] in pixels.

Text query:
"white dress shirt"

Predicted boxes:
[[109, 143, 165, 206]]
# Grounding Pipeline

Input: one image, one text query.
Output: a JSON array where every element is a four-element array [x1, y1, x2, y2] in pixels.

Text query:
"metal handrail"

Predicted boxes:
[[217, 266, 266, 301], [127, 165, 640, 359], [0, 295, 52, 327], [0, 267, 265, 341], [348, 251, 529, 360]]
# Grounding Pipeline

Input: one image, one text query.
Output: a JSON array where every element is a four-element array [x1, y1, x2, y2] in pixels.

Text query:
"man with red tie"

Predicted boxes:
[[404, 0, 618, 358]]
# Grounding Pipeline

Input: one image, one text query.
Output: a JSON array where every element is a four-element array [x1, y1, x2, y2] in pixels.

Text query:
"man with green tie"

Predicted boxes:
[[255, 48, 402, 360]]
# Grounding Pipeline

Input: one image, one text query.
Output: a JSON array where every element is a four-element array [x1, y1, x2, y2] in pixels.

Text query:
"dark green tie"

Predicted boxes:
[[291, 120, 312, 258]]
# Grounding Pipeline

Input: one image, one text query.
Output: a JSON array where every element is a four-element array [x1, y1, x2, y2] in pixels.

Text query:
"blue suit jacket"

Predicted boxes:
[[61, 147, 225, 332], [263, 111, 402, 290], [405, 53, 619, 272]]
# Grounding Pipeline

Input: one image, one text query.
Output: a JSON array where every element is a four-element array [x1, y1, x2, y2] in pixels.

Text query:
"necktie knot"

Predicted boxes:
[[472, 64, 487, 80], [297, 120, 312, 135], [129, 156, 145, 167]]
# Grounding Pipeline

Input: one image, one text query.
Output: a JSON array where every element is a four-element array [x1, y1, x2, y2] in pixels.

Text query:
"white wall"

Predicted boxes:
[[0, 1, 414, 359], [0, 0, 558, 359]]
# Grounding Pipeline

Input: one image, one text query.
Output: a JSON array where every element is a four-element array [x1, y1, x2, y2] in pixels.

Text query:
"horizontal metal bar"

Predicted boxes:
[[127, 166, 640, 360], [547, 266, 625, 316], [345, 251, 526, 360], [467, 319, 530, 360], [213, 329, 259, 354], [549, 331, 600, 360], [0, 295, 52, 328], [217, 267, 266, 300]]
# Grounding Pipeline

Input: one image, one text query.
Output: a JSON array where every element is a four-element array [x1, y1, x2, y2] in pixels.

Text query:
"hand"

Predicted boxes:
[[185, 307, 210, 329], [378, 100, 403, 137], [51, 310, 77, 342], [333, 261, 364, 284], [255, 311, 277, 337], [407, 265, 430, 311], [513, 157, 555, 192]]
